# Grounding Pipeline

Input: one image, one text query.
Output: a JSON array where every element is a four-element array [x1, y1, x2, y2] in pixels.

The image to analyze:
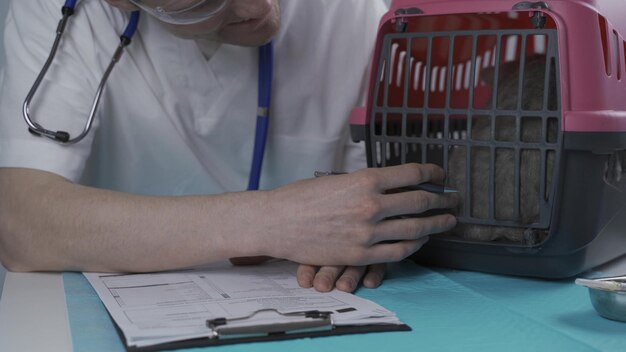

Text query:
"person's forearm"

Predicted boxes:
[[0, 168, 270, 272], [0, 164, 459, 273]]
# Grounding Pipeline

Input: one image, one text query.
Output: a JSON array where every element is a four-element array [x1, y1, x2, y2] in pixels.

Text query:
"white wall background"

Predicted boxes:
[[0, 0, 8, 299], [0, 1, 6, 69], [0, 0, 9, 299]]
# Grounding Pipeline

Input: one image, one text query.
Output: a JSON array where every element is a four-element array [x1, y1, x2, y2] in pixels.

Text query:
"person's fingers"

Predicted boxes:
[[296, 264, 317, 288], [379, 191, 459, 218], [313, 266, 345, 292], [364, 237, 430, 264], [335, 266, 367, 292], [363, 263, 387, 288], [372, 163, 445, 191], [371, 214, 456, 243]]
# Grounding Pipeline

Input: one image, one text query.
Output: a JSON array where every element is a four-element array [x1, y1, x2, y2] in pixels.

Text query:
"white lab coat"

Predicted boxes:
[[0, 0, 387, 195]]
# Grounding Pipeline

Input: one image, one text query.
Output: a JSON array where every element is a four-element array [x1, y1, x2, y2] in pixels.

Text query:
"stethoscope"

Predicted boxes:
[[22, 0, 273, 191]]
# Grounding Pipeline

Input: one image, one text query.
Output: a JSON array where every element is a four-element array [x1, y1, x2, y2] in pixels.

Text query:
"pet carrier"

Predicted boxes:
[[350, 0, 626, 278]]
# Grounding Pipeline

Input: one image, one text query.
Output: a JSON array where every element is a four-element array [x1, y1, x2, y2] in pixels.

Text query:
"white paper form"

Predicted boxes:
[[84, 261, 403, 348]]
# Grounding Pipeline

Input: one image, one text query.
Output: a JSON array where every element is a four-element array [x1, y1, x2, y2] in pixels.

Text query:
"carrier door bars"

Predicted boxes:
[[443, 34, 456, 187], [371, 27, 560, 228], [401, 36, 413, 165], [513, 34, 529, 222], [467, 33, 479, 219], [540, 34, 562, 223]]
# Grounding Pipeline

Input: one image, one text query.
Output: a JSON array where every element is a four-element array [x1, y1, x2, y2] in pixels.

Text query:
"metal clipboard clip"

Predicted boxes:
[[206, 309, 334, 340]]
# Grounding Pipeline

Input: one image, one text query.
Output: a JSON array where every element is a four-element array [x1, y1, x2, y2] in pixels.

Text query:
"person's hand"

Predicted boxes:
[[229, 257, 385, 292], [259, 163, 458, 267], [228, 257, 384, 292], [296, 264, 387, 292]]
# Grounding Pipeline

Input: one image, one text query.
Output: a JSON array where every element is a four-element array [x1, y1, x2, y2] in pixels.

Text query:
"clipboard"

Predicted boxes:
[[110, 308, 411, 352]]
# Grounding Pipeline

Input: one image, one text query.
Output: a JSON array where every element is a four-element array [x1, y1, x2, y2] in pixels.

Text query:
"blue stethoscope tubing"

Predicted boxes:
[[248, 41, 273, 191], [23, 0, 273, 191]]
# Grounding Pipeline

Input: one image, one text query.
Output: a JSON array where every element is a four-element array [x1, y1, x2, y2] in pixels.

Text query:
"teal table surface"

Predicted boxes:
[[63, 261, 625, 352]]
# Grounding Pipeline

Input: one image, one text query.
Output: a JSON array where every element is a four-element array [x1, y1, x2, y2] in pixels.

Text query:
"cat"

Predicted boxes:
[[445, 55, 558, 245]]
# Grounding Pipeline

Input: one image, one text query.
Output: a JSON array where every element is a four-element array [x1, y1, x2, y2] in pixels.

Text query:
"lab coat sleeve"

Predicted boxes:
[[335, 0, 388, 172], [0, 0, 113, 182]]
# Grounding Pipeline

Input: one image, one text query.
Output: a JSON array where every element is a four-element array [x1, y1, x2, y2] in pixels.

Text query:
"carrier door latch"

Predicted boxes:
[[513, 1, 550, 29], [393, 8, 423, 33]]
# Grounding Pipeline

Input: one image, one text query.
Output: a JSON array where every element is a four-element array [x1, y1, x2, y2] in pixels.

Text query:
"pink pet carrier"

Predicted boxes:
[[350, 0, 626, 278]]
